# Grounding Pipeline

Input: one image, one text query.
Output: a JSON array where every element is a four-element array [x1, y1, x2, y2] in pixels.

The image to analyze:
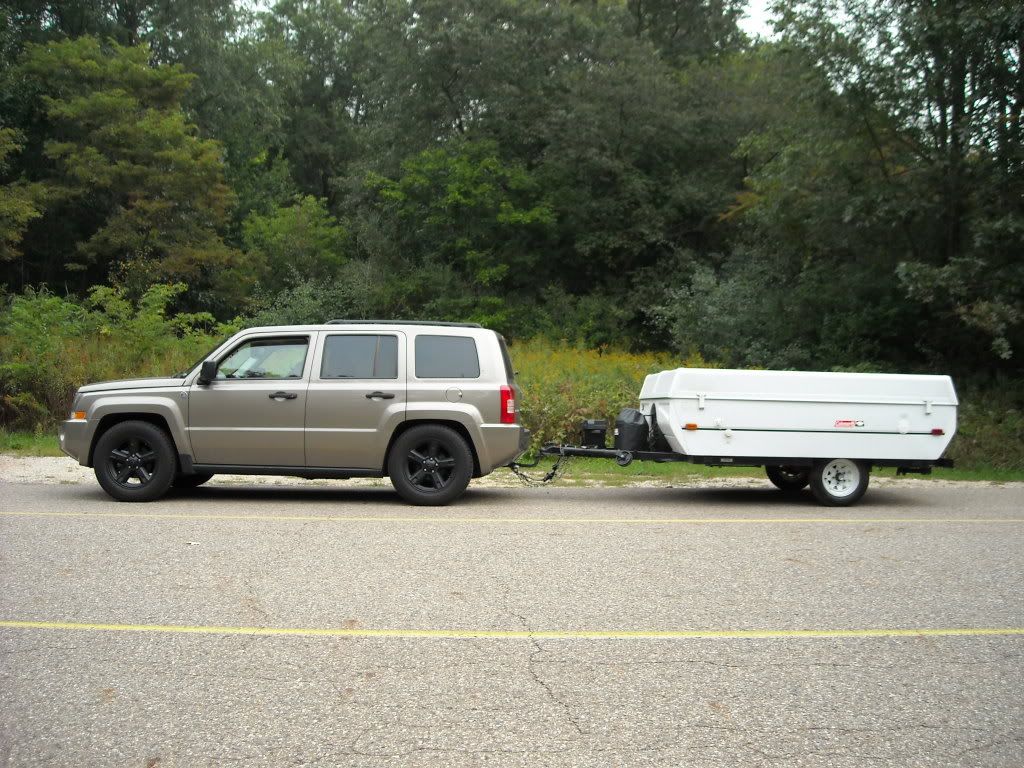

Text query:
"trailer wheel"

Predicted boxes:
[[766, 465, 810, 492], [810, 459, 869, 506]]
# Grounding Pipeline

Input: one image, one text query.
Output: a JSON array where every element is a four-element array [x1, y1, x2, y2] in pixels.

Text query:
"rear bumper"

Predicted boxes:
[[477, 424, 530, 474], [518, 427, 532, 455], [59, 420, 90, 465]]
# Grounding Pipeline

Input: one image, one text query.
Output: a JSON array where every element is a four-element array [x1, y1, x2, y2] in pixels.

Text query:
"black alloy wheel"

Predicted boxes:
[[94, 420, 176, 502], [107, 437, 158, 488], [388, 425, 473, 506], [405, 440, 457, 491]]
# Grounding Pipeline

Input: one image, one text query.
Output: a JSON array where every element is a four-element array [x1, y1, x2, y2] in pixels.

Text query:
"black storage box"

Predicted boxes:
[[614, 408, 649, 451], [580, 419, 608, 448]]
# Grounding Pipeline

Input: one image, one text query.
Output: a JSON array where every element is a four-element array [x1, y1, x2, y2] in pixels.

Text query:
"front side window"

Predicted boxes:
[[415, 335, 480, 379], [216, 337, 309, 380], [321, 335, 398, 379]]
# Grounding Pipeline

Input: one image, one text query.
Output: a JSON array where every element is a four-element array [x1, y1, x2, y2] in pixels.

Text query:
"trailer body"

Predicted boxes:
[[639, 368, 957, 464]]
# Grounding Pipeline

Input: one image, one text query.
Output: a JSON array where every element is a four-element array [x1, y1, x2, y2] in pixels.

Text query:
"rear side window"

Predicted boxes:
[[321, 335, 398, 379], [415, 335, 480, 379]]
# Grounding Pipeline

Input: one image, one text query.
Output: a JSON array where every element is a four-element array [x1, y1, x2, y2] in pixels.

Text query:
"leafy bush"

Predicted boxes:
[[946, 381, 1024, 470], [512, 340, 710, 448], [0, 285, 231, 427]]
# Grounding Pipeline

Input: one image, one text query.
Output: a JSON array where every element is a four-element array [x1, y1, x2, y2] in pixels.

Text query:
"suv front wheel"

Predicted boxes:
[[388, 425, 473, 506], [94, 420, 177, 502]]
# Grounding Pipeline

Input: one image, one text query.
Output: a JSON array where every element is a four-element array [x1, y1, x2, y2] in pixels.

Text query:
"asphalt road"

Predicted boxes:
[[1, 478, 1023, 767]]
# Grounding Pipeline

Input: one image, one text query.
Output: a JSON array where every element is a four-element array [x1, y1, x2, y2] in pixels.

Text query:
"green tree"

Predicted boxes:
[[0, 129, 45, 267], [364, 140, 555, 329], [7, 37, 247, 310], [242, 195, 347, 290], [774, 0, 1024, 364]]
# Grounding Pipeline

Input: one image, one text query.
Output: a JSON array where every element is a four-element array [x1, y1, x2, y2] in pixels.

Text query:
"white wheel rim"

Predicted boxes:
[[821, 459, 860, 498]]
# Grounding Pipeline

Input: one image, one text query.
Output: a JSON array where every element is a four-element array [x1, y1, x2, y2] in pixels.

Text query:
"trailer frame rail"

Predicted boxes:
[[536, 444, 953, 473]]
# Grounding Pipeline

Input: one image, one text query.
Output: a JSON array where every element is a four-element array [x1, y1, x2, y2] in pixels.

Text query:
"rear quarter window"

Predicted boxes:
[[415, 335, 480, 379]]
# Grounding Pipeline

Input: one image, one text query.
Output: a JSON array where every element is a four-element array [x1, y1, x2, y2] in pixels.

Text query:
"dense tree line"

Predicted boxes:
[[0, 0, 1021, 376]]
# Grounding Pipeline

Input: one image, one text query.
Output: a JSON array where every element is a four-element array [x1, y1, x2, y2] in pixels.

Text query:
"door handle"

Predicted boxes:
[[269, 391, 298, 400], [365, 391, 396, 400]]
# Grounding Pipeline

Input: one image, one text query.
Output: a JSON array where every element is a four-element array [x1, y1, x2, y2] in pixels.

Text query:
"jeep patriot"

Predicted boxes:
[[59, 321, 529, 505]]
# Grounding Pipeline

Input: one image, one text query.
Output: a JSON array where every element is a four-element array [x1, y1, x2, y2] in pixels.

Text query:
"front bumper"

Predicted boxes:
[[59, 420, 90, 465]]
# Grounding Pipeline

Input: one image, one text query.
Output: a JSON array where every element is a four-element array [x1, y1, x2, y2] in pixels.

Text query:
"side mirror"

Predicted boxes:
[[198, 360, 218, 385]]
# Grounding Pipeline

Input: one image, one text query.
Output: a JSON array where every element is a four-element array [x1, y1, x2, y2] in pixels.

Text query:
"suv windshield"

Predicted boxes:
[[173, 337, 229, 378]]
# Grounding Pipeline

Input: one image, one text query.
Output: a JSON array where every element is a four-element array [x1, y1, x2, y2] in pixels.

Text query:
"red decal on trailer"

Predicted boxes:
[[834, 419, 865, 428]]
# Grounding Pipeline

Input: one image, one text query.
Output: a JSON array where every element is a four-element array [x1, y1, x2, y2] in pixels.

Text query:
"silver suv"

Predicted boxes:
[[59, 321, 528, 505]]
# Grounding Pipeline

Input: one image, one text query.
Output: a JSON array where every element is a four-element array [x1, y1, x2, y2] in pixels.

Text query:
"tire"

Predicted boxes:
[[93, 420, 177, 502], [388, 424, 473, 506], [809, 458, 869, 506], [766, 465, 810, 492], [172, 472, 214, 490]]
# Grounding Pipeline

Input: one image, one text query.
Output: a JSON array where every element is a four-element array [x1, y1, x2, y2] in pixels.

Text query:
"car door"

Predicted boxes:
[[188, 333, 313, 467], [305, 331, 407, 470]]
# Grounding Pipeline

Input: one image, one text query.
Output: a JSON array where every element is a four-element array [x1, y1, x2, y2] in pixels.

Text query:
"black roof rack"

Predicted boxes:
[[326, 319, 483, 328]]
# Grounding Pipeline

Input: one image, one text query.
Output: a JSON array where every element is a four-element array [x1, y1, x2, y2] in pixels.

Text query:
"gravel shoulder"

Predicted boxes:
[[3, 453, 1020, 491]]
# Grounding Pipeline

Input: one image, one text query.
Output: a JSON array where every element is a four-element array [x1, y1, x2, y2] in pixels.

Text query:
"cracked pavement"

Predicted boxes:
[[1, 478, 1023, 766]]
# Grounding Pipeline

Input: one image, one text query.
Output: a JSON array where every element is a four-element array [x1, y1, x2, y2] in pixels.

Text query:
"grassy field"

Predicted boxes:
[[0, 430, 66, 457]]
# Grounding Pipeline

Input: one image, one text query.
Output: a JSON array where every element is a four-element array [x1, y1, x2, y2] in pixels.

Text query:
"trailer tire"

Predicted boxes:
[[810, 459, 869, 506], [766, 465, 810, 492]]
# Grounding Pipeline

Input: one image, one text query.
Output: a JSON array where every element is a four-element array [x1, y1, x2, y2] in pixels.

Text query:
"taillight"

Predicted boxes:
[[500, 385, 516, 424]]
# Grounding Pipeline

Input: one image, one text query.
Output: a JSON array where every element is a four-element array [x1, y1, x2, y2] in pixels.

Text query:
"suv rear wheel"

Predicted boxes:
[[94, 420, 176, 502], [388, 425, 473, 506]]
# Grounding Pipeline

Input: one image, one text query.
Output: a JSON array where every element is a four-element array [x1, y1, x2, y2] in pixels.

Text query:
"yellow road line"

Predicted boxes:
[[1, 620, 1022, 640], [0, 511, 1021, 525]]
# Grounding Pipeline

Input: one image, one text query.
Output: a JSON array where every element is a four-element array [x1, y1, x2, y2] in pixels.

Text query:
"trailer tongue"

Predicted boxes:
[[528, 367, 957, 506]]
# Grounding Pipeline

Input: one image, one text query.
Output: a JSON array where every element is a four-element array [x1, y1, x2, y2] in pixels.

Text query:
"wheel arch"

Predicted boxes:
[[383, 419, 482, 478], [88, 413, 179, 468]]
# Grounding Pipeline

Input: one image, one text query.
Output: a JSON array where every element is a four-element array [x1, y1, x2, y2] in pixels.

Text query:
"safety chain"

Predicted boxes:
[[506, 451, 573, 485]]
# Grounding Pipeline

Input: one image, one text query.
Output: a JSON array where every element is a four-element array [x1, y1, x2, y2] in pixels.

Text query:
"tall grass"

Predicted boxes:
[[0, 285, 230, 429], [512, 340, 708, 447]]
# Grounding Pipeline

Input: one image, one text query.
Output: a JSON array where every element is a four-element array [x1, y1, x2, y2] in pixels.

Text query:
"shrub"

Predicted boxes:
[[0, 285, 231, 427], [512, 340, 708, 448]]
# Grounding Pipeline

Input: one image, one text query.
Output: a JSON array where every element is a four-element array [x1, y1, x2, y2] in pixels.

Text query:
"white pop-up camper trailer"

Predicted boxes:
[[536, 368, 957, 506]]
